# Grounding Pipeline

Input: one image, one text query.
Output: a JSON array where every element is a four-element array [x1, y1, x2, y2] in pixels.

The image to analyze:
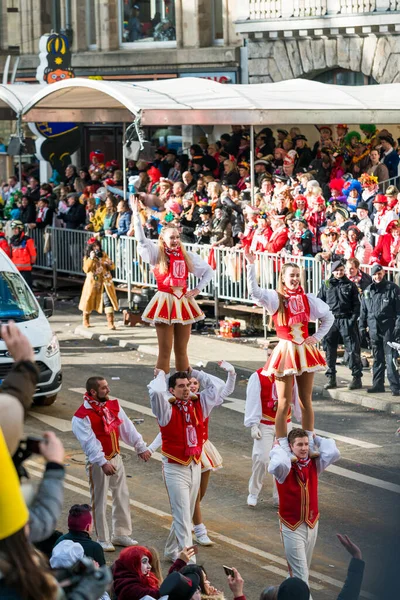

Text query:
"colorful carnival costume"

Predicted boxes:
[[247, 264, 334, 378], [133, 212, 213, 326]]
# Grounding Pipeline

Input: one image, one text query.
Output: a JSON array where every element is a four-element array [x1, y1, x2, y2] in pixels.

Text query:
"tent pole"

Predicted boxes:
[[123, 122, 127, 200], [250, 124, 255, 203]]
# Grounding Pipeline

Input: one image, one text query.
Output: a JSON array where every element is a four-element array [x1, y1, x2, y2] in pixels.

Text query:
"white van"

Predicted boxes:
[[0, 249, 62, 406]]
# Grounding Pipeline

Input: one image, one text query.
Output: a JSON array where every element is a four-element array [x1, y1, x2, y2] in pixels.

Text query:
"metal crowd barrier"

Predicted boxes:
[[31, 226, 400, 309]]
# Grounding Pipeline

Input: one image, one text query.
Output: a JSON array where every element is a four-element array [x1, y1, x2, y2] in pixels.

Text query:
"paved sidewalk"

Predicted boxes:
[[74, 314, 400, 416]]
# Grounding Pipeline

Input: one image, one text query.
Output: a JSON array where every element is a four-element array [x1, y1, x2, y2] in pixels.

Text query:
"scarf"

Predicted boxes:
[[163, 246, 188, 287], [349, 240, 357, 258], [84, 392, 122, 434], [283, 286, 310, 325], [293, 456, 311, 483], [174, 397, 202, 457]]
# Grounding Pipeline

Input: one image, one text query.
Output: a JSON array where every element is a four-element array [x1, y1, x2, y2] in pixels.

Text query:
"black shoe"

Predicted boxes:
[[348, 377, 362, 390], [324, 377, 337, 390], [391, 390, 400, 397], [367, 386, 385, 394]]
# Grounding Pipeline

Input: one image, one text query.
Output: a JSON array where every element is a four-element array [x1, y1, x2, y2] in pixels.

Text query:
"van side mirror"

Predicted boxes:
[[38, 295, 54, 318]]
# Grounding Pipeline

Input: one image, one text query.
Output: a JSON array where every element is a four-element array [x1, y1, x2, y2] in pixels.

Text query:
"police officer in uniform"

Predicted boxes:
[[318, 260, 363, 390], [359, 264, 400, 396]]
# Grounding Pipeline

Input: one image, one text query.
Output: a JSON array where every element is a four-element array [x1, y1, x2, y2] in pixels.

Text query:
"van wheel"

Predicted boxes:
[[34, 394, 57, 406]]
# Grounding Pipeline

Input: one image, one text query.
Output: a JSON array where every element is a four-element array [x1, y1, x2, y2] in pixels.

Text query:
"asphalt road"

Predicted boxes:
[[24, 312, 400, 600]]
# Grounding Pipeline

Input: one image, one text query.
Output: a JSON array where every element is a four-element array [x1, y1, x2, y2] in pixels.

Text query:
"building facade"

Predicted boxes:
[[235, 0, 400, 86]]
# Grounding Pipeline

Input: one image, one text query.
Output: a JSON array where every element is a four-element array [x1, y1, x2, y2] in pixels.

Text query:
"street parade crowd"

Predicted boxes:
[[0, 123, 400, 599]]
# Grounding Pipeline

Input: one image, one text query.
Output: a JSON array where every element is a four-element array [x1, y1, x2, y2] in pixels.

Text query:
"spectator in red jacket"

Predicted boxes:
[[0, 222, 11, 257], [266, 214, 288, 254], [370, 219, 400, 267]]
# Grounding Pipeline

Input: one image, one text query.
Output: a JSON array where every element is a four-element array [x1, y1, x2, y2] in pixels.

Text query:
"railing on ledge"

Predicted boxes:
[[246, 0, 399, 21]]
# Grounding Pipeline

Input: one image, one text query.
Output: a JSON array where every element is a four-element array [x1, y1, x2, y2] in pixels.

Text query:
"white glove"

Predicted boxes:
[[218, 360, 235, 373], [251, 425, 262, 440]]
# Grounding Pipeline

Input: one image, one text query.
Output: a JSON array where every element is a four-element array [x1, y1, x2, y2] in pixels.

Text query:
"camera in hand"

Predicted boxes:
[[53, 556, 109, 594], [12, 435, 45, 479]]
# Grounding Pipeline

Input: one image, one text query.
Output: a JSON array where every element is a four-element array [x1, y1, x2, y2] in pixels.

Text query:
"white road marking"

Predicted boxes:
[[32, 395, 398, 496], [224, 398, 381, 449], [326, 465, 400, 495], [27, 412, 73, 432], [27, 460, 362, 596], [68, 387, 380, 449]]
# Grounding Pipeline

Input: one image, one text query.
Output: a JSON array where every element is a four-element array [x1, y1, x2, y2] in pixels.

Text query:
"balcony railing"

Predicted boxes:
[[246, 0, 399, 20]]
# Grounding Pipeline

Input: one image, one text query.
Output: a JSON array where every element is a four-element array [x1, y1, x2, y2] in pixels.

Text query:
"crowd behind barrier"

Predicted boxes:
[[29, 225, 400, 305]]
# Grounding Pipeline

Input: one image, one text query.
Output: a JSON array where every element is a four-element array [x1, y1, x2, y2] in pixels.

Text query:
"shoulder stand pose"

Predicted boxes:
[[268, 428, 340, 590], [131, 195, 213, 373], [245, 370, 300, 508], [245, 251, 334, 455], [147, 365, 231, 562]]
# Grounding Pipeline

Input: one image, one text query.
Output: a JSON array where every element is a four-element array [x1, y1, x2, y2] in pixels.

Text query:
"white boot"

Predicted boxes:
[[193, 523, 214, 546]]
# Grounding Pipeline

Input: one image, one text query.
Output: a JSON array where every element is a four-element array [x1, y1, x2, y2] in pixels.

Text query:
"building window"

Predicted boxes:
[[312, 69, 377, 86], [86, 0, 97, 48], [212, 0, 223, 44], [120, 0, 176, 46]]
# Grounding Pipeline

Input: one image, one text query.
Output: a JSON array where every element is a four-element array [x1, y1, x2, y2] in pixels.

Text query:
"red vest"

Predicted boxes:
[[153, 250, 188, 295], [257, 369, 291, 425], [74, 399, 120, 460], [272, 292, 310, 345], [276, 459, 319, 531], [160, 396, 204, 465]]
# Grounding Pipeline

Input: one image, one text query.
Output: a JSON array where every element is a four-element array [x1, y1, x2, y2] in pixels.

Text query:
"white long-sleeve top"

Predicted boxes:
[[148, 368, 236, 453], [244, 371, 300, 427], [133, 212, 214, 293], [148, 369, 230, 427], [72, 400, 148, 467], [267, 436, 340, 484], [246, 264, 334, 342]]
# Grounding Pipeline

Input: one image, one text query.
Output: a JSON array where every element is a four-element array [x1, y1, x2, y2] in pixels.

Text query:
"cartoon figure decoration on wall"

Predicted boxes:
[[31, 33, 81, 179]]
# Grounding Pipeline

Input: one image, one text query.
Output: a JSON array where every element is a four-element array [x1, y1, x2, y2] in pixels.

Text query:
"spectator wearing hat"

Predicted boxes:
[[9, 220, 37, 288], [159, 148, 177, 178], [336, 124, 349, 150], [372, 194, 397, 238], [194, 205, 213, 245], [317, 227, 340, 263], [306, 196, 326, 254], [284, 218, 313, 257], [85, 188, 108, 233], [29, 195, 54, 231], [294, 135, 313, 172], [342, 226, 372, 265], [253, 159, 269, 188], [370, 219, 400, 267], [318, 260, 364, 390], [312, 125, 334, 159], [359, 173, 379, 213], [54, 504, 105, 566], [379, 135, 399, 181], [276, 128, 288, 149], [342, 178, 362, 214], [159, 571, 201, 600], [282, 150, 298, 179], [350, 141, 370, 177], [328, 178, 347, 206], [367, 148, 389, 191], [248, 211, 271, 252], [360, 265, 400, 395], [356, 202, 373, 245]]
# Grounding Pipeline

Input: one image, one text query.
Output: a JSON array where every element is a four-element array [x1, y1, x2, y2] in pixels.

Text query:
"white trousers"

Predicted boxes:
[[87, 454, 132, 543], [248, 422, 292, 501], [163, 460, 201, 561], [281, 521, 319, 589]]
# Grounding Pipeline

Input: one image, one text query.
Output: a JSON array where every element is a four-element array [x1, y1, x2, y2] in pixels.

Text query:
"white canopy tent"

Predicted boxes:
[[0, 84, 43, 120], [20, 77, 400, 125]]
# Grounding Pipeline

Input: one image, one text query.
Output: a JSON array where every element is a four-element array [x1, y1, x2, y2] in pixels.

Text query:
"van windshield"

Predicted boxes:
[[0, 272, 39, 322]]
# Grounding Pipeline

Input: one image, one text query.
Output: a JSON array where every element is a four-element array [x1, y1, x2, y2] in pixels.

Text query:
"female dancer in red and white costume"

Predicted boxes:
[[132, 197, 213, 373], [245, 253, 334, 454]]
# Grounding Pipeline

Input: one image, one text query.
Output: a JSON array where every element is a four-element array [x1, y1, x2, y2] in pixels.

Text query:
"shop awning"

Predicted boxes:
[[20, 77, 400, 126], [0, 84, 43, 120]]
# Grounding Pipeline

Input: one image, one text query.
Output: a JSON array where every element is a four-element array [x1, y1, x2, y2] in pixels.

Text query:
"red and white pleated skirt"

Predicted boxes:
[[141, 290, 205, 325], [200, 439, 223, 473], [264, 339, 326, 378]]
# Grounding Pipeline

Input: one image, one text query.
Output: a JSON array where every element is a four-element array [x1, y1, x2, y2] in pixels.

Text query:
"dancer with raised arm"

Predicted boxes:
[[131, 196, 213, 373], [245, 252, 334, 455]]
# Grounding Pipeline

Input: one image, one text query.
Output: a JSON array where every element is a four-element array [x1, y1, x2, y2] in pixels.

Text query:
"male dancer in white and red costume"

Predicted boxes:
[[268, 427, 340, 590], [148, 366, 232, 562], [72, 376, 151, 552], [245, 369, 300, 507]]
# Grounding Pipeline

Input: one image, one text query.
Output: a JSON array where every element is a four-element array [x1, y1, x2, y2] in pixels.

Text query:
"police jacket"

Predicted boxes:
[[359, 279, 400, 338], [317, 275, 360, 318]]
